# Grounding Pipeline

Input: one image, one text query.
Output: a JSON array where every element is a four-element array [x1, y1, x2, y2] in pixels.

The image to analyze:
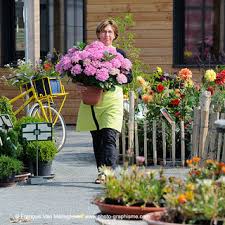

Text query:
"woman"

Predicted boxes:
[[76, 19, 132, 183]]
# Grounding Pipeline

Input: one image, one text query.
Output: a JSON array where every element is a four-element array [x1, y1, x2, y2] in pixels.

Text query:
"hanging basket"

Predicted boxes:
[[81, 86, 103, 105]]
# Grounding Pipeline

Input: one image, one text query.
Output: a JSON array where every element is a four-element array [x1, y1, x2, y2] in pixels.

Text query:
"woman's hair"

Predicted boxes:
[[96, 19, 119, 40]]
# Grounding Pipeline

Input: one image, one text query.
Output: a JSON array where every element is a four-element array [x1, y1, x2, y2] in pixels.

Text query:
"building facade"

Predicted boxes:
[[0, 0, 224, 123]]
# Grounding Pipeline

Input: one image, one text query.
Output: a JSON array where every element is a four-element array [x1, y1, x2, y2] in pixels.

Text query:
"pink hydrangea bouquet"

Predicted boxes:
[[56, 41, 132, 91]]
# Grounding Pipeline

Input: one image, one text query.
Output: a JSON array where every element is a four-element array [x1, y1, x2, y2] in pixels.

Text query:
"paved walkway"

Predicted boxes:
[[0, 126, 188, 225]]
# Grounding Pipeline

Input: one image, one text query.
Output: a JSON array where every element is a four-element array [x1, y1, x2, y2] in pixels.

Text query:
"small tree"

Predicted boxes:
[[113, 14, 150, 94]]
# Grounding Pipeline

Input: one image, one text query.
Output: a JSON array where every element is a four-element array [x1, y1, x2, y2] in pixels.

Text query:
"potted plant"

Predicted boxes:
[[25, 140, 57, 176], [93, 165, 166, 217], [0, 155, 23, 187], [56, 41, 132, 105], [143, 168, 225, 225], [2, 53, 62, 96]]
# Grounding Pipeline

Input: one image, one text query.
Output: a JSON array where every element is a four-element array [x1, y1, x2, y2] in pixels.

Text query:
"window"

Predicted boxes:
[[173, 0, 225, 67], [0, 0, 85, 66]]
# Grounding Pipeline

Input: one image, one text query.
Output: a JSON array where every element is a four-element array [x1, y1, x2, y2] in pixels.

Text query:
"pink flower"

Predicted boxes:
[[96, 68, 109, 81], [116, 73, 127, 84], [79, 50, 90, 60], [101, 61, 113, 70], [71, 64, 82, 75], [71, 53, 80, 63], [84, 65, 97, 76], [121, 58, 132, 70], [62, 57, 72, 70], [109, 68, 120, 75], [111, 58, 121, 68]]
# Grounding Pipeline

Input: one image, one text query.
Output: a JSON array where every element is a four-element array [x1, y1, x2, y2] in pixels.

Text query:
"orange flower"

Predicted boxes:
[[220, 166, 225, 174], [192, 156, 201, 163], [142, 94, 153, 104], [177, 194, 187, 204], [206, 159, 214, 164], [137, 76, 146, 86], [186, 159, 193, 165], [178, 68, 192, 80]]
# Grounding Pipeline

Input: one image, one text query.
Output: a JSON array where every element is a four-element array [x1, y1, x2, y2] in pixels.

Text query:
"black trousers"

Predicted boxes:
[[90, 128, 118, 170]]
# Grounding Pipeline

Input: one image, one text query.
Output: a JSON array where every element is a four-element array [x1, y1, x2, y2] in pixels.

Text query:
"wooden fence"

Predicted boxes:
[[119, 91, 225, 166]]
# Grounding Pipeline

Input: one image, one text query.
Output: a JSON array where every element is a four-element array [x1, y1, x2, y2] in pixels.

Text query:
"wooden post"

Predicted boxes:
[[192, 107, 201, 156], [121, 120, 126, 163], [162, 121, 166, 166], [208, 112, 219, 159], [134, 120, 139, 162], [172, 122, 176, 166], [153, 120, 157, 166], [180, 121, 185, 167], [144, 120, 148, 166], [128, 91, 135, 164], [199, 91, 211, 159], [217, 113, 225, 161], [24, 0, 40, 64]]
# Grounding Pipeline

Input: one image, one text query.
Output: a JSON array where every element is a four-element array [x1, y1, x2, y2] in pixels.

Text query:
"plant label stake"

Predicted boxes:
[[22, 122, 52, 184], [0, 114, 13, 132]]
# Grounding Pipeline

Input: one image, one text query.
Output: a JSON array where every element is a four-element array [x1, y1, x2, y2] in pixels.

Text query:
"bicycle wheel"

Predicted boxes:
[[30, 105, 66, 151]]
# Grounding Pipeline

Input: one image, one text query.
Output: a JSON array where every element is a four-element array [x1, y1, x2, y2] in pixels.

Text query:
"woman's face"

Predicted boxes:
[[98, 25, 115, 46]]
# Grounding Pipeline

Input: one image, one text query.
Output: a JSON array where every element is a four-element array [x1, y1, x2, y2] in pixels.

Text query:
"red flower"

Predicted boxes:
[[170, 98, 180, 106], [207, 86, 214, 95], [156, 83, 165, 93], [175, 112, 180, 117], [44, 63, 52, 71], [215, 70, 225, 85]]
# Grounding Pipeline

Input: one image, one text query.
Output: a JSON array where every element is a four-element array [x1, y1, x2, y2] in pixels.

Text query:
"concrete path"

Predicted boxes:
[[0, 126, 102, 225], [0, 126, 188, 225]]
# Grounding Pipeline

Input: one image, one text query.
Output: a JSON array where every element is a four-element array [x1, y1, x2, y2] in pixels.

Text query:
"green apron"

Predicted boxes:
[[76, 86, 123, 132]]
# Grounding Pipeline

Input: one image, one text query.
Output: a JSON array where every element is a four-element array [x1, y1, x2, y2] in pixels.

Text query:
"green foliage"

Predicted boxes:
[[0, 155, 23, 180], [113, 13, 150, 93], [99, 166, 166, 207], [0, 96, 17, 124], [26, 141, 57, 162], [0, 130, 22, 159]]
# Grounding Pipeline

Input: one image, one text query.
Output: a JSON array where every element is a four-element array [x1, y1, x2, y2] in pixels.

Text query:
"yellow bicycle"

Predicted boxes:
[[9, 76, 68, 151]]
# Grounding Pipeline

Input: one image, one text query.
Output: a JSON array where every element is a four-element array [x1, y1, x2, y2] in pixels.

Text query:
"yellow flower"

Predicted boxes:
[[184, 79, 194, 87], [204, 69, 216, 82], [156, 67, 163, 75], [186, 183, 194, 191], [185, 191, 194, 201]]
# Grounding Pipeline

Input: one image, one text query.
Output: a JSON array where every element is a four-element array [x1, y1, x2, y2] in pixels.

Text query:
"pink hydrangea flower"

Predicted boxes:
[[116, 73, 127, 84], [84, 65, 97, 76], [96, 68, 109, 81], [71, 64, 82, 75]]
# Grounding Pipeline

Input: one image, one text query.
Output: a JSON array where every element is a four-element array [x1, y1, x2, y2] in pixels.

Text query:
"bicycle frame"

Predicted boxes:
[[9, 78, 68, 125]]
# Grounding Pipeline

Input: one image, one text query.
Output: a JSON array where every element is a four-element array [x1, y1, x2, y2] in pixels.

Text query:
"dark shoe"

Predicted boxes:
[[94, 173, 106, 184]]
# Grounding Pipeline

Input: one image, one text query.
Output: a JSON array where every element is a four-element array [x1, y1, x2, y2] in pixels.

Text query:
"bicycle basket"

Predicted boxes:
[[33, 77, 62, 97]]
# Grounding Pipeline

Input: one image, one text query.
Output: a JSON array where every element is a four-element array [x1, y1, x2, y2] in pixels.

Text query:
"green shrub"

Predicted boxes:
[[0, 130, 22, 159], [26, 141, 57, 162], [0, 96, 17, 124], [0, 155, 23, 180]]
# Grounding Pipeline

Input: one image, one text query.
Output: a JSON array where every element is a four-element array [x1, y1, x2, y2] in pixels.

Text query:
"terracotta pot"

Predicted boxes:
[[143, 211, 192, 225], [81, 86, 103, 105], [93, 200, 165, 217]]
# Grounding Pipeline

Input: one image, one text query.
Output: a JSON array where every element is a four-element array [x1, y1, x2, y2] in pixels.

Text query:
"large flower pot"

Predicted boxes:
[[142, 211, 223, 225], [143, 211, 187, 225], [81, 86, 103, 105], [93, 200, 165, 218]]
